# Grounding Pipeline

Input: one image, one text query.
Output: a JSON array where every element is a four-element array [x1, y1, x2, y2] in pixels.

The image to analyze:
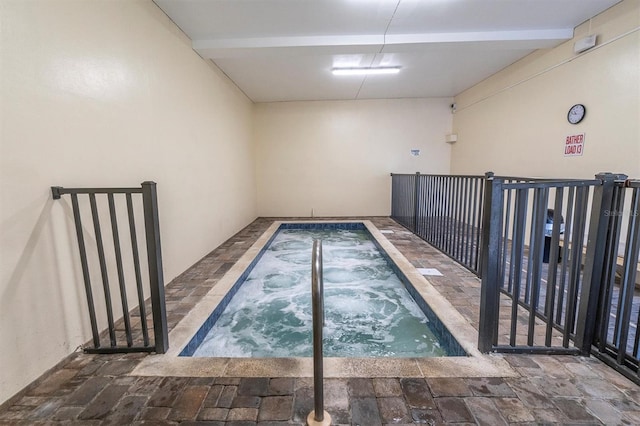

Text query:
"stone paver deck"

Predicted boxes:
[[0, 217, 638, 425]]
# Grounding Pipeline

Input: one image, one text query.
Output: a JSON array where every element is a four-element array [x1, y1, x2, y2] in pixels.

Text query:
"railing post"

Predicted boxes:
[[478, 172, 502, 353], [476, 172, 494, 279], [574, 173, 626, 355], [412, 172, 420, 233], [141, 181, 169, 354]]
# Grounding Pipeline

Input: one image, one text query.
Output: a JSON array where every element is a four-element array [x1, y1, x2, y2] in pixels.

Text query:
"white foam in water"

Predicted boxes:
[[192, 228, 448, 357]]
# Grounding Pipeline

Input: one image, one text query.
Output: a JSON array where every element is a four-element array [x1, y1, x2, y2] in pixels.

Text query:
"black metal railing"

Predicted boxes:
[[590, 179, 640, 381], [390, 172, 486, 274], [391, 171, 640, 384], [478, 175, 604, 355], [476, 172, 639, 384], [52, 182, 168, 354]]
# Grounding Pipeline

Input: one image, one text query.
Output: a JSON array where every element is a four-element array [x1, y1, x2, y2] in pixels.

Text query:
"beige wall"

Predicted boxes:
[[0, 0, 256, 404], [451, 0, 640, 179], [254, 98, 453, 217]]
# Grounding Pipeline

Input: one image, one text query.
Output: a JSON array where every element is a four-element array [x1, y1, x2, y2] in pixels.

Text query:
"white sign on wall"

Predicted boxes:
[[564, 133, 585, 157]]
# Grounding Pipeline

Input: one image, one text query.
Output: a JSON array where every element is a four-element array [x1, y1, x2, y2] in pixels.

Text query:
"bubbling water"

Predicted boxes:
[[192, 229, 448, 357]]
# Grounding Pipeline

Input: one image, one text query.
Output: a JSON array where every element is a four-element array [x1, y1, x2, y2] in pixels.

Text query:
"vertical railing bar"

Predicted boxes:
[[449, 177, 456, 258], [603, 184, 625, 351], [478, 175, 503, 352], [89, 193, 117, 347], [454, 177, 462, 260], [472, 177, 481, 273], [545, 187, 564, 346], [445, 176, 451, 253], [442, 175, 448, 252], [413, 172, 420, 234], [634, 307, 640, 360], [436, 175, 441, 246], [440, 176, 446, 251], [395, 176, 401, 224], [70, 194, 101, 348], [399, 175, 402, 222], [563, 186, 588, 347], [463, 177, 471, 267], [596, 241, 617, 354], [462, 177, 472, 268], [142, 181, 169, 354], [448, 177, 455, 256], [528, 187, 548, 346], [476, 176, 487, 275], [450, 176, 457, 255], [599, 184, 619, 348], [436, 175, 441, 245], [419, 175, 426, 238], [391, 175, 396, 219], [399, 175, 404, 223], [556, 187, 575, 324], [126, 193, 150, 347], [616, 187, 640, 363], [391, 175, 395, 219], [510, 188, 528, 346], [630, 188, 640, 359], [469, 178, 477, 270], [396, 175, 402, 223], [108, 193, 134, 347], [524, 188, 536, 306], [392, 175, 398, 222], [416, 175, 422, 236], [402, 175, 407, 225], [442, 176, 449, 252], [509, 183, 519, 296], [422, 175, 428, 240], [503, 188, 513, 292], [426, 176, 433, 242], [458, 176, 463, 263], [438, 176, 445, 251], [408, 175, 413, 230], [610, 186, 627, 351], [390, 175, 395, 219]]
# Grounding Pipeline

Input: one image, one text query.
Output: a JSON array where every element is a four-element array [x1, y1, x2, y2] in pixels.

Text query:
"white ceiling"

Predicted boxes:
[[153, 0, 621, 102]]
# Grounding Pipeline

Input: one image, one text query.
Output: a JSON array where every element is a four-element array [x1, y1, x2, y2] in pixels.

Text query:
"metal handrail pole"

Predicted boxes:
[[311, 239, 325, 422]]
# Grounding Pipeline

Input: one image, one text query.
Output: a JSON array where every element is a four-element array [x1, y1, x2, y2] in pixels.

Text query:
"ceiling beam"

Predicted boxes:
[[194, 28, 574, 59]]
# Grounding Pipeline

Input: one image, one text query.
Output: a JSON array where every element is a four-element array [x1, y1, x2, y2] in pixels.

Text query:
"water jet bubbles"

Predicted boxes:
[[263, 273, 301, 290], [192, 227, 452, 358], [270, 240, 310, 251]]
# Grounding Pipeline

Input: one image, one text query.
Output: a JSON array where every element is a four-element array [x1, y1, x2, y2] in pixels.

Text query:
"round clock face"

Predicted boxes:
[[568, 104, 586, 124]]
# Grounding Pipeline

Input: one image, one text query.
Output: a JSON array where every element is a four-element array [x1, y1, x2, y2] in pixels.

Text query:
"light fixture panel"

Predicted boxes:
[[332, 67, 401, 76]]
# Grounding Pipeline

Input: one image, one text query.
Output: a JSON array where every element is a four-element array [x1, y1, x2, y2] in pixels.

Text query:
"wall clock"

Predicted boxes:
[[567, 104, 586, 124]]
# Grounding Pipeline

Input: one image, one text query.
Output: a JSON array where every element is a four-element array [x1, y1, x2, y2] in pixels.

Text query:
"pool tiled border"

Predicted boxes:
[[132, 220, 517, 379], [180, 221, 466, 358]]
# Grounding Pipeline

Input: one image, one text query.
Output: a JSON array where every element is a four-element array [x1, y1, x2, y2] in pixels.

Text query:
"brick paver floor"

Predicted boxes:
[[1, 217, 638, 425]]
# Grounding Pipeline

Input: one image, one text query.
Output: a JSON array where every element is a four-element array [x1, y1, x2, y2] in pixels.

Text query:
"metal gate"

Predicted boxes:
[[52, 182, 168, 354], [391, 172, 640, 384]]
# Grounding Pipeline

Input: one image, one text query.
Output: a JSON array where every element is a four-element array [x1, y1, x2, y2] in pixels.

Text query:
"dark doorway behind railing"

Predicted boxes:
[[391, 171, 640, 385], [51, 182, 168, 354]]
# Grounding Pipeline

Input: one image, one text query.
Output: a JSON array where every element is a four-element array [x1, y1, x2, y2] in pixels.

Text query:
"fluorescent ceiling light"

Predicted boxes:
[[332, 67, 401, 76]]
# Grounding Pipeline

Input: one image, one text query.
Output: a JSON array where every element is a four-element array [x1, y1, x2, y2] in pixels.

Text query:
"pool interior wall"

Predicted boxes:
[[179, 222, 466, 358]]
